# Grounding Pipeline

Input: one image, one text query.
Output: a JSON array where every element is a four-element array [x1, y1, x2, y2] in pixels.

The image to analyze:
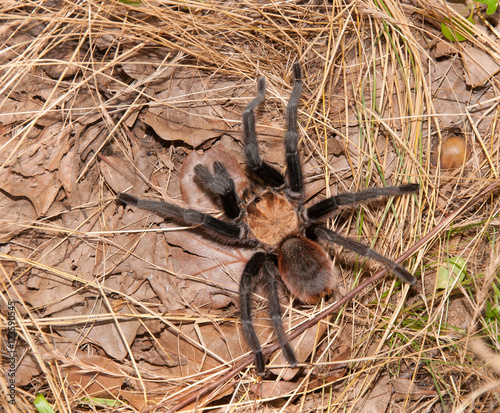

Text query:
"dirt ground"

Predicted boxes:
[[1, 0, 500, 412]]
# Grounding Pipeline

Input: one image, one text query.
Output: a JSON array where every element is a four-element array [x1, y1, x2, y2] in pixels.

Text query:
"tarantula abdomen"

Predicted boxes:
[[278, 236, 339, 304]]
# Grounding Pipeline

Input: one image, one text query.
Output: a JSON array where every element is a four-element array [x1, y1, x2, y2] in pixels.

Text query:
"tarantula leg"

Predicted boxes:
[[243, 77, 285, 188], [117, 193, 242, 239], [312, 225, 417, 285], [263, 258, 298, 368], [194, 162, 240, 219], [239, 252, 267, 375], [285, 62, 304, 198], [306, 183, 420, 220]]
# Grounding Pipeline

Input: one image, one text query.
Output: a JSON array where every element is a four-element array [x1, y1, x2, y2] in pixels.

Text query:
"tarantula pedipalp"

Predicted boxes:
[[117, 62, 419, 375]]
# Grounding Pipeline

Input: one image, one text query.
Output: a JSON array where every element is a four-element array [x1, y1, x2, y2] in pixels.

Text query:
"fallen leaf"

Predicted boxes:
[[355, 375, 392, 413], [55, 299, 142, 361], [41, 41, 82, 80], [141, 69, 240, 147], [64, 353, 125, 397], [0, 192, 37, 243], [461, 44, 500, 88], [99, 154, 138, 194], [121, 48, 178, 90], [0, 122, 73, 216], [390, 378, 437, 401], [167, 230, 251, 309]]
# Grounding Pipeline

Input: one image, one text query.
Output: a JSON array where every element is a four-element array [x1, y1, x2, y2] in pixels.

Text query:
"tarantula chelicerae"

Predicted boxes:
[[118, 62, 419, 375]]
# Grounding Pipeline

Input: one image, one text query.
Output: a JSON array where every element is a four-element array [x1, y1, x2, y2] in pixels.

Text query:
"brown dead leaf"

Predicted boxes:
[[0, 169, 61, 217], [102, 146, 157, 196], [147, 321, 243, 377], [3, 341, 43, 386], [0, 69, 67, 125], [355, 375, 392, 413], [116, 200, 185, 313], [430, 39, 457, 60], [132, 327, 184, 368], [166, 230, 252, 309], [0, 122, 73, 216], [42, 335, 158, 409], [58, 145, 78, 193], [140, 69, 240, 147], [390, 377, 437, 401], [427, 58, 474, 128], [64, 353, 125, 397], [252, 380, 301, 399], [41, 41, 82, 80], [0, 192, 37, 243], [54, 299, 141, 361], [99, 154, 138, 194], [19, 266, 81, 316], [121, 48, 178, 91], [0, 96, 52, 125], [461, 45, 500, 88]]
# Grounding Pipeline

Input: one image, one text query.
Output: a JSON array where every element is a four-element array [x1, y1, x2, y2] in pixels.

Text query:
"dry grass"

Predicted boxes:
[[1, 0, 500, 412]]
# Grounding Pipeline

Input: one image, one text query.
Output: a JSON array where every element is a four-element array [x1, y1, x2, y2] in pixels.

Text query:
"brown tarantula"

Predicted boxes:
[[118, 62, 419, 375]]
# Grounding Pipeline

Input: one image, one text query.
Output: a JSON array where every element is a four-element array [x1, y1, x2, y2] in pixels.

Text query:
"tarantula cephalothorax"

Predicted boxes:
[[118, 62, 419, 375]]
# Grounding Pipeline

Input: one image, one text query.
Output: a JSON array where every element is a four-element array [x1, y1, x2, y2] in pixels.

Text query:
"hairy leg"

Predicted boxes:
[[312, 225, 417, 285], [239, 252, 267, 375], [306, 183, 420, 220], [118, 193, 242, 239], [242, 77, 285, 187], [285, 62, 304, 199], [263, 258, 298, 369]]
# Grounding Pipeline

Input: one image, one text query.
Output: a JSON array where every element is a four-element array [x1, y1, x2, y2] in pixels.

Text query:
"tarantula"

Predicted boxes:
[[117, 62, 419, 375]]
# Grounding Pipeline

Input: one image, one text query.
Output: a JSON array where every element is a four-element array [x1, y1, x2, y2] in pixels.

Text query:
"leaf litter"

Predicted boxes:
[[1, 0, 500, 411]]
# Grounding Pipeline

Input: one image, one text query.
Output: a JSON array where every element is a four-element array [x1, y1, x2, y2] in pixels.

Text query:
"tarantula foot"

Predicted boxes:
[[394, 265, 417, 285], [254, 344, 297, 376], [255, 351, 266, 376], [292, 61, 302, 81], [117, 192, 139, 206], [399, 183, 420, 194], [282, 342, 298, 368]]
